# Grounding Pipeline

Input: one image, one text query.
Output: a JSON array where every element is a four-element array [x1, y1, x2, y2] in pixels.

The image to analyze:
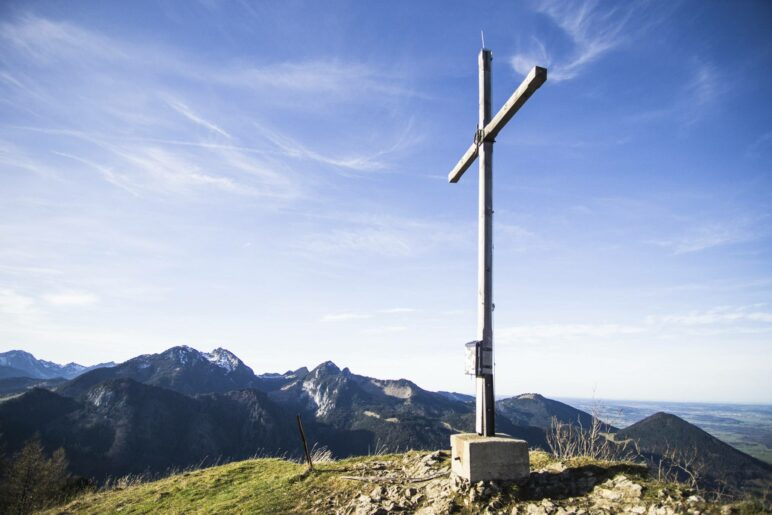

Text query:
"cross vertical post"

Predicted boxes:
[[476, 48, 495, 437], [447, 46, 546, 481]]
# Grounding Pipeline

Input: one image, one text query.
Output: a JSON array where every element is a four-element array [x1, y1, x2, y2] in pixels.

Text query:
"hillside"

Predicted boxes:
[[0, 376, 67, 398], [0, 380, 298, 479], [47, 450, 766, 515], [496, 393, 616, 431], [617, 412, 772, 495]]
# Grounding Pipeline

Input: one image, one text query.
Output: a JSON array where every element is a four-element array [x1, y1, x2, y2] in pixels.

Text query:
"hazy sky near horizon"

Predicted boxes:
[[1, 1, 770, 403]]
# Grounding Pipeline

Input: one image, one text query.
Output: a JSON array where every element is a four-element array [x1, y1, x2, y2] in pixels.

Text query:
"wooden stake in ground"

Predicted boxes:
[[448, 49, 546, 437], [296, 414, 313, 470]]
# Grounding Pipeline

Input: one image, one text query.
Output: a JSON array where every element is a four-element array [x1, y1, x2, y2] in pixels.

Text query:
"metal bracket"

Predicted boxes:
[[473, 127, 484, 147]]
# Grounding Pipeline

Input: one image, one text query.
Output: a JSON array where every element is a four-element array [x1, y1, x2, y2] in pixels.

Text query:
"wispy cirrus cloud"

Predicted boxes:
[[166, 99, 232, 139], [216, 60, 423, 101], [680, 60, 728, 125], [295, 214, 470, 259], [0, 288, 38, 316], [49, 132, 301, 200], [0, 15, 122, 63], [500, 305, 772, 345], [42, 291, 99, 307], [253, 118, 416, 173], [320, 312, 372, 322], [378, 308, 417, 314], [321, 307, 417, 323], [499, 323, 642, 344], [1, 16, 420, 102], [303, 226, 414, 258], [0, 14, 419, 202], [651, 218, 762, 255], [746, 131, 772, 158], [512, 0, 645, 82], [647, 305, 772, 325], [362, 325, 407, 334], [686, 62, 722, 107]]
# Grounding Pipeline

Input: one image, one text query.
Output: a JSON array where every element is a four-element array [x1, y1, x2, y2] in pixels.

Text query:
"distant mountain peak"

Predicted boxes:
[[496, 393, 616, 433], [515, 393, 545, 400], [59, 345, 258, 397], [153, 346, 245, 373], [648, 411, 680, 421], [158, 345, 199, 365], [0, 349, 33, 359], [290, 366, 309, 377], [627, 411, 696, 431], [203, 348, 242, 372], [313, 361, 340, 375]]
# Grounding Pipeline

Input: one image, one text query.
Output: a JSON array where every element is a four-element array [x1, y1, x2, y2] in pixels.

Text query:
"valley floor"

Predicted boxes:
[[46, 451, 767, 514]]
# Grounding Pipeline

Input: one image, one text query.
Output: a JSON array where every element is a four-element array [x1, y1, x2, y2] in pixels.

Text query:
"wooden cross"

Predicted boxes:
[[449, 49, 546, 437]]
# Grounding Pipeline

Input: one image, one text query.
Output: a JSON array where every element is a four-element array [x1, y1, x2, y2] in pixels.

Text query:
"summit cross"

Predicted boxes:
[[448, 49, 547, 437]]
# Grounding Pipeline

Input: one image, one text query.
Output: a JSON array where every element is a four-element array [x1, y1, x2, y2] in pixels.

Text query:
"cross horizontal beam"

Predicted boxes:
[[448, 66, 547, 183]]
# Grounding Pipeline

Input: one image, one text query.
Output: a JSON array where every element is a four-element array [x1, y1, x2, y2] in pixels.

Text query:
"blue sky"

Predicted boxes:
[[1, 1, 770, 403]]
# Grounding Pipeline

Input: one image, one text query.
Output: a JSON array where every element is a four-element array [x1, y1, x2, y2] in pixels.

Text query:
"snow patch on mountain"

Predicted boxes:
[[302, 377, 336, 417], [280, 380, 298, 391], [163, 346, 195, 365], [204, 348, 241, 372], [86, 384, 114, 407]]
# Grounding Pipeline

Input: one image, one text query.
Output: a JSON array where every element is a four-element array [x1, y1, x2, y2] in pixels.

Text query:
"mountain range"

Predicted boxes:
[[0, 346, 769, 496], [0, 349, 114, 381]]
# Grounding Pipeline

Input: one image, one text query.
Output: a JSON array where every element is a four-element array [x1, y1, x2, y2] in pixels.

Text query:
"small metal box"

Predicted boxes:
[[465, 340, 492, 377], [465, 341, 481, 376]]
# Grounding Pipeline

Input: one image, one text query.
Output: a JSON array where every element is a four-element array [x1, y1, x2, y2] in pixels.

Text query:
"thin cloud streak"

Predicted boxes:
[[379, 308, 417, 314], [652, 219, 761, 255], [0, 15, 421, 103], [499, 323, 642, 343], [321, 307, 417, 323], [253, 118, 417, 173], [501, 306, 772, 345], [42, 291, 99, 307], [648, 306, 772, 325], [680, 60, 726, 125], [746, 131, 772, 158], [321, 313, 372, 322], [512, 0, 643, 82], [166, 99, 232, 139], [294, 214, 472, 259], [0, 288, 38, 316]]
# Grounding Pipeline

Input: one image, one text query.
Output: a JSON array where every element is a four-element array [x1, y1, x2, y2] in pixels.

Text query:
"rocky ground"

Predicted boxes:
[[305, 450, 768, 514]]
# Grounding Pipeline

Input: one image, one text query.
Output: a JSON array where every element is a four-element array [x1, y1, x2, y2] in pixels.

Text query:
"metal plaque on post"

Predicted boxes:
[[464, 341, 481, 376], [465, 340, 493, 377]]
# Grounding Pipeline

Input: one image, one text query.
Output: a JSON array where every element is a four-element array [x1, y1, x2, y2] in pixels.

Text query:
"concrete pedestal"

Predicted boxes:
[[450, 433, 529, 482]]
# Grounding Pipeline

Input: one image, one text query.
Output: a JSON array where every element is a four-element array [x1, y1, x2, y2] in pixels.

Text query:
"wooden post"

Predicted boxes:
[[476, 48, 495, 437], [296, 414, 313, 470]]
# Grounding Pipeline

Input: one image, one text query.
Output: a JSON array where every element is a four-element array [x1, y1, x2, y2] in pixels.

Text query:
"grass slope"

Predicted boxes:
[[49, 451, 768, 514], [49, 456, 375, 514]]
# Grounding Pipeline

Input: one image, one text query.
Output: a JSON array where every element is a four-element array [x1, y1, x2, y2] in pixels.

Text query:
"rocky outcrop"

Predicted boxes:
[[302, 451, 766, 514]]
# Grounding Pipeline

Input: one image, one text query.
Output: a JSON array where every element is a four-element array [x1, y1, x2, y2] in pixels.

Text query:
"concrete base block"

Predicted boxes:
[[450, 433, 530, 483]]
